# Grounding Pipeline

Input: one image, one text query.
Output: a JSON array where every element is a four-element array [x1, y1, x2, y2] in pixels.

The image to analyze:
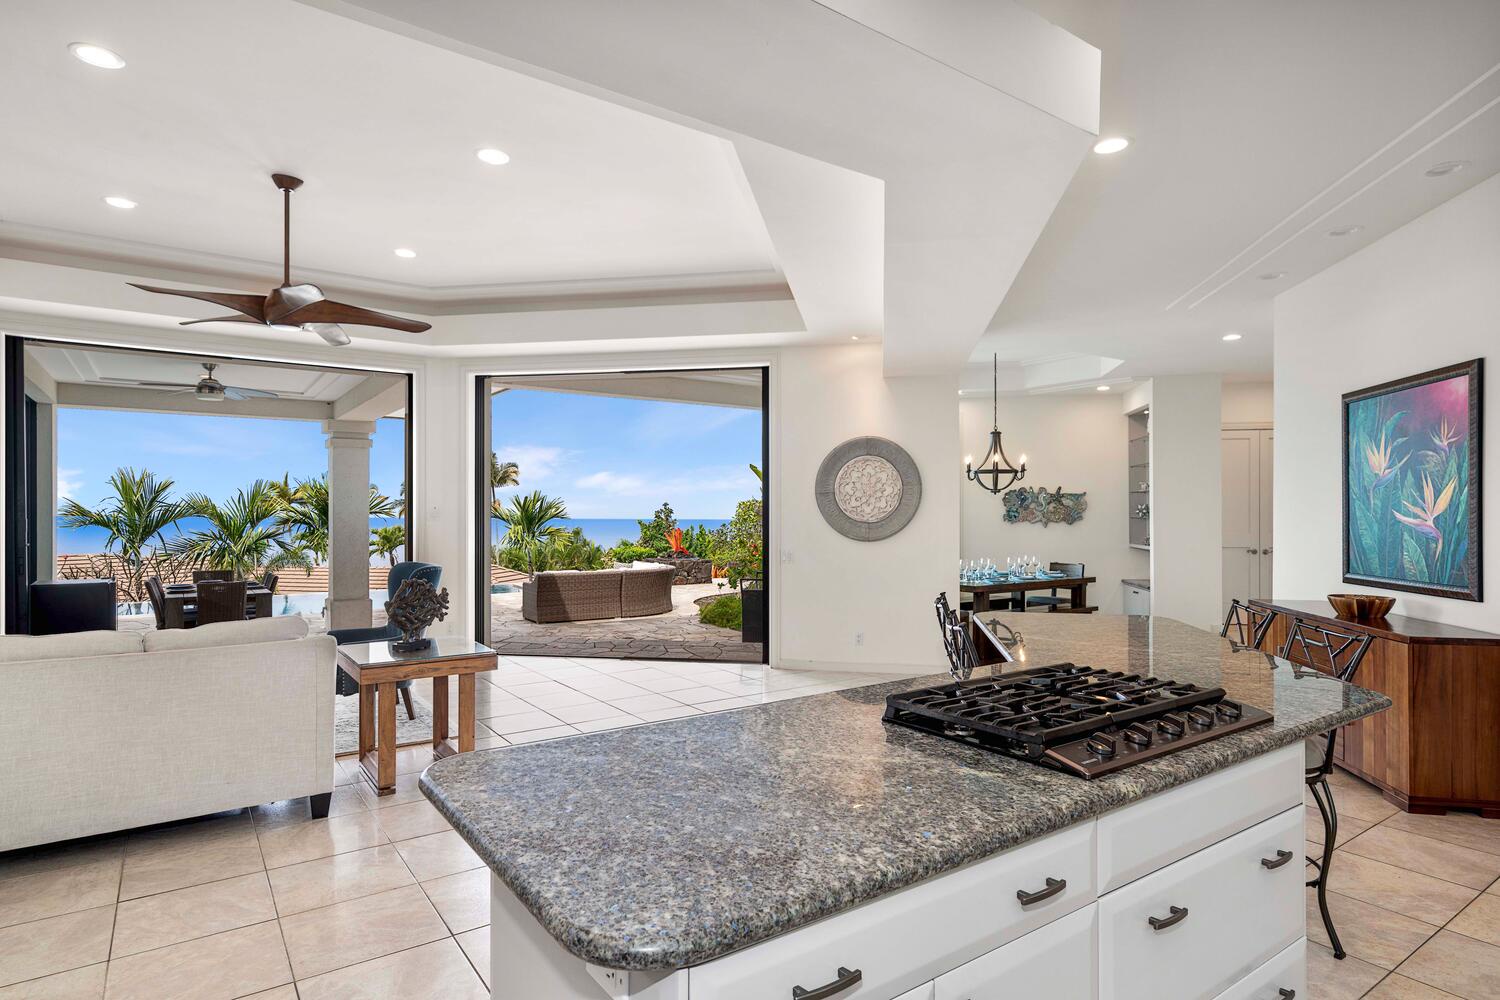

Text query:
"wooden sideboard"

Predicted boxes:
[[1254, 599, 1500, 818]]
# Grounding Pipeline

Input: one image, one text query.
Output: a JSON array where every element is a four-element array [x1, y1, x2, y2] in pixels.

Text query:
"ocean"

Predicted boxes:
[[56, 516, 729, 556]]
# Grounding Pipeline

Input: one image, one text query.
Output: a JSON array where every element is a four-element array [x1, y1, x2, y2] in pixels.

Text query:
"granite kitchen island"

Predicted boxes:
[[421, 615, 1389, 1000]]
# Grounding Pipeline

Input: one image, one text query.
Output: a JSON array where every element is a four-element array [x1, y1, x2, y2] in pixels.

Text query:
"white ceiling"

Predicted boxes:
[[980, 0, 1500, 382], [0, 0, 781, 301]]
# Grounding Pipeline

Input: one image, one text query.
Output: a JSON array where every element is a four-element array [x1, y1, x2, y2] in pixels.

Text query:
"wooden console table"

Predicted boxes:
[[1254, 599, 1500, 817], [336, 638, 497, 796]]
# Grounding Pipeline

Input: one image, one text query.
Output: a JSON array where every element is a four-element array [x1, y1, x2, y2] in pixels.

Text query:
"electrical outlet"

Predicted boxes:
[[854, 632, 864, 646]]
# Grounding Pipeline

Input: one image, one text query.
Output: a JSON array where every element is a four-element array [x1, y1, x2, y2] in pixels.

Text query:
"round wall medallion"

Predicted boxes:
[[816, 437, 922, 541]]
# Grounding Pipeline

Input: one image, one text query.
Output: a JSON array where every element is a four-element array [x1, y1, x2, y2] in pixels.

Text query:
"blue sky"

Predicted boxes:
[[490, 389, 761, 518], [57, 410, 407, 508]]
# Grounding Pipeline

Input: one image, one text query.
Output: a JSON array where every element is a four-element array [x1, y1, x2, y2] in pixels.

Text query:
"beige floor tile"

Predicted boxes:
[[483, 709, 564, 735], [0, 963, 106, 999], [295, 938, 487, 1000], [392, 831, 483, 882], [0, 841, 123, 887], [1398, 929, 1500, 998], [353, 771, 430, 810], [1305, 889, 1440, 969], [0, 859, 119, 930], [373, 800, 453, 842], [237, 989, 297, 1000], [472, 735, 510, 750], [1450, 892, 1500, 948], [1306, 940, 1386, 1000], [0, 906, 114, 988], [421, 867, 489, 935], [506, 725, 578, 744], [634, 705, 704, 722], [267, 844, 414, 917], [119, 825, 263, 901], [522, 689, 603, 709], [394, 746, 440, 776], [1343, 825, 1500, 890], [1383, 811, 1500, 859], [1306, 805, 1377, 847], [669, 685, 740, 705], [1363, 974, 1464, 998], [572, 715, 640, 733], [278, 884, 448, 980], [604, 693, 682, 714], [102, 920, 290, 1000], [1326, 769, 1402, 822], [1327, 851, 1480, 926], [250, 787, 367, 829], [546, 701, 630, 724], [455, 927, 490, 988], [111, 872, 276, 958], [255, 811, 387, 870]]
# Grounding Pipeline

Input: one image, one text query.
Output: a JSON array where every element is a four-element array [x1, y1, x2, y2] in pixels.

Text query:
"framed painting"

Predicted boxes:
[[1343, 358, 1483, 601]]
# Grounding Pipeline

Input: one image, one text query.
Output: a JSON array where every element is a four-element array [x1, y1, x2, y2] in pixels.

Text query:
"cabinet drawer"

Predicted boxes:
[[894, 987, 933, 1000], [1098, 743, 1301, 892], [1212, 938, 1306, 1000], [933, 904, 1096, 1000], [1099, 806, 1303, 1000], [689, 821, 1095, 1000]]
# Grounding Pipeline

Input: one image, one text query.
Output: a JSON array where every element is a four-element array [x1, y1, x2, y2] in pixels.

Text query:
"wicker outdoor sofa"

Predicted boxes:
[[521, 564, 675, 623]]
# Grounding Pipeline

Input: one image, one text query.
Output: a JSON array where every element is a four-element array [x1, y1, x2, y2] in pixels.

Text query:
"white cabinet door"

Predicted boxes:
[[1213, 937, 1305, 1000], [1123, 585, 1150, 615], [1222, 430, 1261, 611], [1099, 806, 1303, 1000], [932, 904, 1096, 1000], [894, 985, 934, 1000], [1258, 431, 1274, 598]]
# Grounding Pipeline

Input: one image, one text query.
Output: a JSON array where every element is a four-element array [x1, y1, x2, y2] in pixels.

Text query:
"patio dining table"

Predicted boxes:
[[161, 582, 275, 628]]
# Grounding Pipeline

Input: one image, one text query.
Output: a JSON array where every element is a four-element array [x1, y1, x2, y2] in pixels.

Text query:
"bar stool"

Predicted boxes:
[[1220, 598, 1278, 650], [1280, 618, 1374, 960]]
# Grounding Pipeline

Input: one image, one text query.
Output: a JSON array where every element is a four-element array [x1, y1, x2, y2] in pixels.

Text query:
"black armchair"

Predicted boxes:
[[328, 561, 441, 721]]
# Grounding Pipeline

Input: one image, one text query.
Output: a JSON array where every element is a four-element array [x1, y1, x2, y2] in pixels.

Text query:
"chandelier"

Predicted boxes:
[[965, 355, 1027, 494]]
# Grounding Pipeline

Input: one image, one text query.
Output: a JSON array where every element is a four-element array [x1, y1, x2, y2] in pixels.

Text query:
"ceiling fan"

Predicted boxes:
[[128, 173, 432, 347], [110, 362, 280, 403]]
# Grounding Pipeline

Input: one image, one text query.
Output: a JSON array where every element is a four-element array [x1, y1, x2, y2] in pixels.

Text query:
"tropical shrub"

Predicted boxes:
[[370, 524, 406, 566], [698, 594, 743, 630], [608, 542, 656, 564], [710, 497, 764, 586], [635, 502, 678, 554], [173, 481, 312, 579], [57, 467, 188, 601], [685, 524, 715, 559], [493, 491, 570, 577]]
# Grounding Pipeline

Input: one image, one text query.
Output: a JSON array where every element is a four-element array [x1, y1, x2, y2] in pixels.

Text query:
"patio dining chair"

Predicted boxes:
[[193, 569, 235, 584], [144, 575, 195, 630], [260, 572, 279, 594], [195, 580, 248, 626]]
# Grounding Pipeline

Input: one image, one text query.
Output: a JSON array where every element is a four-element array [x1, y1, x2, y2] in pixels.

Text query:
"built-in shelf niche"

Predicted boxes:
[[1127, 409, 1150, 550]]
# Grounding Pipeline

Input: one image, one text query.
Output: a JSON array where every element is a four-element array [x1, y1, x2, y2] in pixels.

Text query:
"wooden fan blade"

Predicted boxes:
[[179, 315, 263, 326], [128, 283, 266, 321], [282, 299, 431, 334]]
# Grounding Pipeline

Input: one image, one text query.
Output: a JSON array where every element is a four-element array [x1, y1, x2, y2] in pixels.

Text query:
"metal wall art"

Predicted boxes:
[[1002, 486, 1088, 527], [816, 437, 923, 541]]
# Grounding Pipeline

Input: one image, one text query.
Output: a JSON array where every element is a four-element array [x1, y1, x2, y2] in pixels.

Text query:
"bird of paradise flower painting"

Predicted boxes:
[[1343, 359, 1483, 601]]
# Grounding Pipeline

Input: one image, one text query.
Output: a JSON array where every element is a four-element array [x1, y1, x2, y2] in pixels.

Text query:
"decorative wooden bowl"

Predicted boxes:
[[1327, 594, 1395, 620]]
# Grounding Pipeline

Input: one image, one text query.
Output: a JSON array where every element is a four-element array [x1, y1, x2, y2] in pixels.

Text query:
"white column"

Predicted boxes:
[[1148, 375, 1224, 631], [324, 419, 376, 630]]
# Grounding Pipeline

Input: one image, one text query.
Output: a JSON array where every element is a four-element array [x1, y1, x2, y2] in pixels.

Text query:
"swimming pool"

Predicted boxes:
[[118, 583, 518, 618]]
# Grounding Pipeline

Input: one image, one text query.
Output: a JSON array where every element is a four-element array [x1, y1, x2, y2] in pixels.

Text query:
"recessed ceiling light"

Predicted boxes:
[[393, 248, 417, 259], [1096, 384, 1110, 391], [103, 195, 136, 210], [1425, 160, 1469, 177], [1222, 332, 1242, 342], [1327, 224, 1364, 237], [476, 148, 511, 166], [1258, 271, 1287, 281], [69, 42, 126, 69], [1093, 136, 1130, 155]]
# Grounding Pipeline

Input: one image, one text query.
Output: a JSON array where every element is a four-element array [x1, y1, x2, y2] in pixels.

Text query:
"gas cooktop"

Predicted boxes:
[[882, 663, 1272, 778]]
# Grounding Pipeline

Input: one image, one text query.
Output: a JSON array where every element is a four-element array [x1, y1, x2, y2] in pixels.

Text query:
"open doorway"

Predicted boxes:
[[475, 367, 768, 663]]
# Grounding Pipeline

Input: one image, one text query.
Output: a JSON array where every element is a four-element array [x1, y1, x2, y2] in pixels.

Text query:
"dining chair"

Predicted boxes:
[[1026, 562, 1084, 611], [1279, 617, 1374, 961], [146, 575, 195, 630], [259, 571, 279, 594], [327, 561, 442, 721], [1220, 599, 1278, 651], [195, 580, 248, 626], [192, 569, 235, 584]]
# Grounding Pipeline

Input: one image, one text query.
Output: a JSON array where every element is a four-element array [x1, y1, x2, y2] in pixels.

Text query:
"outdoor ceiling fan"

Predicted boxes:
[[128, 173, 432, 347], [116, 362, 280, 403]]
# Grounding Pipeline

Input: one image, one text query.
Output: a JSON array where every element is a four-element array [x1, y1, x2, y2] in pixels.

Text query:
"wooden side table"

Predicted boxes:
[[336, 638, 498, 796]]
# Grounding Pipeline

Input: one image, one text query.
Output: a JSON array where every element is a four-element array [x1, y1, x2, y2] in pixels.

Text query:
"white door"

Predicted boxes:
[[1258, 431, 1274, 598], [1221, 431, 1261, 611]]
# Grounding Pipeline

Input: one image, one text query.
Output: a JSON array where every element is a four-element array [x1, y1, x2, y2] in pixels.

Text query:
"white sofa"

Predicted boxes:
[[0, 616, 336, 853]]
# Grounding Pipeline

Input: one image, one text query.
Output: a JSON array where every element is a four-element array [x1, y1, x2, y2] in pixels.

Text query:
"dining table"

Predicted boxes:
[[959, 573, 1097, 613], [161, 581, 275, 628]]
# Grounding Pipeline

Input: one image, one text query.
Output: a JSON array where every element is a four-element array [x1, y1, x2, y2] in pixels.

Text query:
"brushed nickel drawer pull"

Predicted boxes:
[[1148, 905, 1188, 931], [792, 967, 862, 999], [1261, 849, 1294, 870], [1016, 877, 1067, 906]]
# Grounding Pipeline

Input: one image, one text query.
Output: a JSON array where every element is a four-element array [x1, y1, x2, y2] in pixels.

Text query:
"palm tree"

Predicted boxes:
[[58, 467, 186, 599], [493, 490, 569, 578], [370, 524, 406, 566], [173, 481, 311, 579], [270, 475, 399, 563], [489, 454, 520, 518]]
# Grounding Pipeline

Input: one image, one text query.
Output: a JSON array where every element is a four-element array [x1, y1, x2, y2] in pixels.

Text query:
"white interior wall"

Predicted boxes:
[[959, 393, 1148, 613], [1148, 375, 1224, 630], [1274, 172, 1498, 629], [1221, 381, 1273, 425]]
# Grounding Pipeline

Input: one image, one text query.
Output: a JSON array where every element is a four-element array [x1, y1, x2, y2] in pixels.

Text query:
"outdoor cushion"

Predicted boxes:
[[630, 561, 663, 570], [143, 615, 309, 653], [0, 630, 143, 663]]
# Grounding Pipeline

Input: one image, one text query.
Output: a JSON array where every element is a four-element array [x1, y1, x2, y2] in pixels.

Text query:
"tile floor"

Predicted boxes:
[[3, 655, 1498, 998]]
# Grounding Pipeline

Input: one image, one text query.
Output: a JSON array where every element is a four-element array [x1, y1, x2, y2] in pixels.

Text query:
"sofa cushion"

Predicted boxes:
[[0, 630, 144, 663], [143, 616, 309, 652]]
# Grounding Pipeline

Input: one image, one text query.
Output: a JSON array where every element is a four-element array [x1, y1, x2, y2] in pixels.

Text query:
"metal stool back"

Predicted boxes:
[[1220, 599, 1278, 651], [935, 592, 981, 681]]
